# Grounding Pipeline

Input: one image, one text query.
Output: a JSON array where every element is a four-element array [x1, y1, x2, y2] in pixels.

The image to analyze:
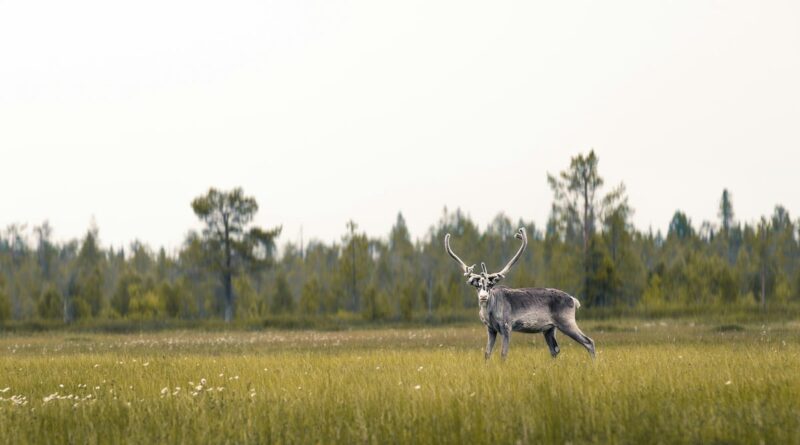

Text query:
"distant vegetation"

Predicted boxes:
[[1, 151, 799, 327]]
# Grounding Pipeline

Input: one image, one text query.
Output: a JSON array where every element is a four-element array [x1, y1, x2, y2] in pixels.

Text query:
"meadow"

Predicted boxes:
[[1, 320, 799, 444]]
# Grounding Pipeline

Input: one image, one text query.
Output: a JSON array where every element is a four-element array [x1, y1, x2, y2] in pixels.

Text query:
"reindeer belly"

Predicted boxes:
[[511, 311, 553, 333]]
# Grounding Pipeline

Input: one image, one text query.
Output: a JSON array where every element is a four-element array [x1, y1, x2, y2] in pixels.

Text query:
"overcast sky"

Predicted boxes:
[[1, 0, 798, 252]]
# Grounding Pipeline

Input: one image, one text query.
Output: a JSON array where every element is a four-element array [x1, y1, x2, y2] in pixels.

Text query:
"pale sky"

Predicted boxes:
[[1, 1, 798, 252]]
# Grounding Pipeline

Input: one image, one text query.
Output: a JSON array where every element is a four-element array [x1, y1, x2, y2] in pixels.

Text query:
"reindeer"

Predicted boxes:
[[445, 228, 595, 360]]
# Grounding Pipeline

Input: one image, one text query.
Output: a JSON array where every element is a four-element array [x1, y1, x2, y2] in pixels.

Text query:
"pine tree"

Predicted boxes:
[[191, 187, 281, 322], [718, 189, 735, 236], [271, 273, 295, 314], [299, 277, 322, 315], [37, 286, 63, 320], [337, 221, 369, 312], [112, 271, 143, 317], [73, 227, 105, 319], [362, 285, 389, 321], [668, 211, 694, 240], [159, 282, 184, 318], [547, 150, 626, 305]]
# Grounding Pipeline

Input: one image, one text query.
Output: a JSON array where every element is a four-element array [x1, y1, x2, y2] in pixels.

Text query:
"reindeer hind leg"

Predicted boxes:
[[543, 326, 560, 358], [557, 321, 596, 358]]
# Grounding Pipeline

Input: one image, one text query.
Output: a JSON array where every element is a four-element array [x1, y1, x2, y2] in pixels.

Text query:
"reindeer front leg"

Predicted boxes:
[[485, 328, 497, 360]]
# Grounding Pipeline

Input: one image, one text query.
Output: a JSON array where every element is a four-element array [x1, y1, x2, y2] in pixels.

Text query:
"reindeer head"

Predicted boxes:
[[444, 228, 527, 305]]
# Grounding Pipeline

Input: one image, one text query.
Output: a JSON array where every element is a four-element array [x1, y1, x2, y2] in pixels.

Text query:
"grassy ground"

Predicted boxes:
[[1, 320, 799, 444]]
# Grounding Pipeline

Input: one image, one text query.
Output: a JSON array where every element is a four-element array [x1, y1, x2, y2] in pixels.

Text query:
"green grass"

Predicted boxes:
[[1, 321, 799, 444]]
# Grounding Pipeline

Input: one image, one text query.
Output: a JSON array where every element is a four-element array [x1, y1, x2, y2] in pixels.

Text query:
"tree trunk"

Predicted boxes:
[[758, 225, 768, 311], [223, 215, 234, 323], [223, 270, 234, 322], [63, 295, 70, 324], [582, 176, 592, 305], [583, 179, 590, 257], [426, 274, 432, 315], [351, 237, 357, 311]]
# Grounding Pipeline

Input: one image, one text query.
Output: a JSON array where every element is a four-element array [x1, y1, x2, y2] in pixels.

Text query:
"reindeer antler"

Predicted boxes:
[[445, 233, 475, 276], [491, 228, 527, 278]]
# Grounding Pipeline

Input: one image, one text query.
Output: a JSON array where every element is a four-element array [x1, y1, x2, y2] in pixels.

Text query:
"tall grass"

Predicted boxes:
[[1, 322, 798, 444]]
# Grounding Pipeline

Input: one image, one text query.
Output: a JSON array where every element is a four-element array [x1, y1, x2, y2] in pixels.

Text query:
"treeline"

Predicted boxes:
[[1, 151, 799, 326]]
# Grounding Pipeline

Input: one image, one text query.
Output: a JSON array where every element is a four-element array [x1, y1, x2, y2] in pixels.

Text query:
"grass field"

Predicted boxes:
[[1, 320, 799, 444]]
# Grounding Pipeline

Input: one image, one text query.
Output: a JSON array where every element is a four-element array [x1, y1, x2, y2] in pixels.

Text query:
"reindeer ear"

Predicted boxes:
[[467, 275, 481, 287]]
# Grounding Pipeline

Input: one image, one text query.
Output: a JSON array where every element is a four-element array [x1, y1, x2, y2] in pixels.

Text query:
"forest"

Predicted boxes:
[[1, 151, 798, 327]]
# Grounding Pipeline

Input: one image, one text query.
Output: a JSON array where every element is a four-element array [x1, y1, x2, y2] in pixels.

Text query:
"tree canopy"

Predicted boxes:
[[1, 154, 799, 326]]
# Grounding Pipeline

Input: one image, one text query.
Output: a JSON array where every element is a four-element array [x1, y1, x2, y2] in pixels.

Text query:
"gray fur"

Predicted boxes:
[[445, 228, 595, 360], [481, 286, 595, 360]]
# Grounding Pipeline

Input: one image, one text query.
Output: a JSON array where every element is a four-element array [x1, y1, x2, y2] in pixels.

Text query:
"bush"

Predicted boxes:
[[130, 290, 163, 319], [72, 297, 92, 320], [37, 286, 63, 320], [361, 286, 390, 321]]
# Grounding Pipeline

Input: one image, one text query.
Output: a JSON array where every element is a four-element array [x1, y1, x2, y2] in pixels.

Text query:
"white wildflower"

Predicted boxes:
[[9, 395, 28, 406], [414, 385, 421, 390]]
